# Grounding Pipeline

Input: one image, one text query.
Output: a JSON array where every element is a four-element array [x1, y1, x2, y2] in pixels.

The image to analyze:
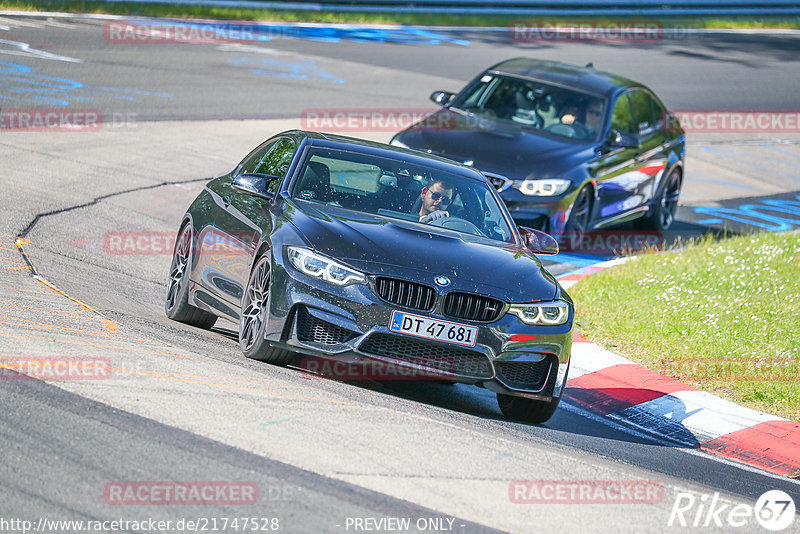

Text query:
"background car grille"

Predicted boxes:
[[374, 277, 435, 312], [296, 307, 358, 345], [358, 333, 493, 379], [443, 292, 505, 322], [494, 356, 556, 392]]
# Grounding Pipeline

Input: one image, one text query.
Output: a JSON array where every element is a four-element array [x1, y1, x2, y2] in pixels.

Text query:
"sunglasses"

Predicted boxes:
[[429, 191, 452, 205], [587, 109, 602, 117]]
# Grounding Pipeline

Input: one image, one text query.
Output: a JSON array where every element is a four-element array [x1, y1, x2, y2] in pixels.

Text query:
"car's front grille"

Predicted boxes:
[[296, 307, 358, 345], [374, 277, 436, 312], [358, 333, 493, 379], [443, 292, 505, 322], [495, 356, 555, 392]]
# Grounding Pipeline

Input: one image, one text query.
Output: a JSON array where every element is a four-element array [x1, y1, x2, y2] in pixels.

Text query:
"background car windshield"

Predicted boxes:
[[451, 74, 606, 141], [292, 148, 515, 243]]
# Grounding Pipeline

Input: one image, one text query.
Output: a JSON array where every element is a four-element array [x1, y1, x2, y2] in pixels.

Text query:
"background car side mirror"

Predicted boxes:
[[231, 173, 278, 200], [430, 91, 454, 107], [607, 129, 640, 149], [519, 227, 559, 255]]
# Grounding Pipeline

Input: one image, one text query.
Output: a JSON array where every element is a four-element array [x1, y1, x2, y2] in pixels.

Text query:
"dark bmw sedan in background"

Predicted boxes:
[[166, 131, 574, 423], [391, 58, 686, 242]]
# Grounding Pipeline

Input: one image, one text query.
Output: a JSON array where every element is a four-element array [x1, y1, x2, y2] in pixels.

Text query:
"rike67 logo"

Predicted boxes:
[[669, 489, 796, 531]]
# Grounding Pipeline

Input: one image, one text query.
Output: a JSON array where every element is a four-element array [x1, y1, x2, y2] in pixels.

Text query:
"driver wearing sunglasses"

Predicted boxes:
[[418, 178, 454, 224]]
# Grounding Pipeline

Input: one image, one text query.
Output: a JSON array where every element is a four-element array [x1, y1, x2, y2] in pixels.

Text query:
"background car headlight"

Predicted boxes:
[[507, 300, 569, 325], [287, 247, 366, 286], [517, 179, 571, 196]]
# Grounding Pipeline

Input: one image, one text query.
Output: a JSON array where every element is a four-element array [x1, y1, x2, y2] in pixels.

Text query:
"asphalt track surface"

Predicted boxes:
[[1, 13, 800, 533]]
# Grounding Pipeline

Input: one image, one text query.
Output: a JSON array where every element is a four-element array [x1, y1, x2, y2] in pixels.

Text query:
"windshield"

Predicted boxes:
[[291, 147, 516, 243], [450, 74, 607, 141]]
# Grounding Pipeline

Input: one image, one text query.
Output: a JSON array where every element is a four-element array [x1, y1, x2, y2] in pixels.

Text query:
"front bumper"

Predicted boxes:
[[265, 255, 573, 401]]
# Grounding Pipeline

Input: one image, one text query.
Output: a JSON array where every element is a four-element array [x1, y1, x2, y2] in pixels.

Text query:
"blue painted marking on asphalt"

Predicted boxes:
[[695, 218, 724, 225], [133, 19, 469, 45], [0, 61, 172, 106], [547, 253, 608, 267], [693, 195, 800, 231], [703, 146, 800, 182], [228, 57, 344, 84]]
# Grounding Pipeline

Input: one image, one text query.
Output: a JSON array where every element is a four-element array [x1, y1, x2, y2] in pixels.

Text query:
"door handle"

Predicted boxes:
[[223, 195, 232, 206]]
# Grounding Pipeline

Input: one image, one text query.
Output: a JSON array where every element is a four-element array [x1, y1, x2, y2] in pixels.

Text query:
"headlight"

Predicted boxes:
[[507, 300, 569, 325], [518, 179, 571, 197], [390, 137, 409, 149], [287, 247, 366, 286]]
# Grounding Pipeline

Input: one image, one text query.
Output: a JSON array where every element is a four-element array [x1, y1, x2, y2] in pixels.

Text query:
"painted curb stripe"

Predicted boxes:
[[700, 420, 800, 476], [566, 363, 696, 415]]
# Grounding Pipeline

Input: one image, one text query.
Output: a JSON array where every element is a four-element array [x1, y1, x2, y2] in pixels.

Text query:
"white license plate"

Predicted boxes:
[[389, 310, 478, 347]]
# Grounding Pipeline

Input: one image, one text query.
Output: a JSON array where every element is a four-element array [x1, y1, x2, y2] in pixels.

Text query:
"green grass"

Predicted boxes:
[[1, 0, 799, 28], [570, 231, 800, 421]]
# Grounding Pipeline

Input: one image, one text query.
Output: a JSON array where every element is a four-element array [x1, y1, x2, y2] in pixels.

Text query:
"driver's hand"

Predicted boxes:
[[561, 113, 576, 125], [420, 210, 450, 224]]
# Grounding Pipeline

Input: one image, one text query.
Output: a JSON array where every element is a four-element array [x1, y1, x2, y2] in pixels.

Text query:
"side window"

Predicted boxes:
[[237, 140, 275, 175], [254, 137, 296, 178], [611, 94, 634, 134], [629, 91, 658, 135]]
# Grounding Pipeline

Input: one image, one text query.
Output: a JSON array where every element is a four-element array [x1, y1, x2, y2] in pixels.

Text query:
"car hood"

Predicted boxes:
[[285, 200, 558, 302], [398, 108, 597, 180]]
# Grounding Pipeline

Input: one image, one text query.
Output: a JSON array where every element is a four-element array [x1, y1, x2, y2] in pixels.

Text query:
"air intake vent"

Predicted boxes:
[[374, 277, 435, 312], [358, 333, 493, 379], [495, 358, 554, 392], [296, 307, 358, 345], [443, 292, 504, 322]]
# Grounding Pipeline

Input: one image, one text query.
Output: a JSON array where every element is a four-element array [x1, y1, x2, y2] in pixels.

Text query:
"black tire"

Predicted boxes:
[[497, 393, 560, 424], [564, 186, 592, 237], [239, 254, 294, 364], [165, 224, 218, 329], [637, 169, 681, 231]]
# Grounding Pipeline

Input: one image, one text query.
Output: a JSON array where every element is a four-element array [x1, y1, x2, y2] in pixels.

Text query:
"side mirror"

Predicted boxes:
[[430, 91, 454, 107], [608, 129, 639, 149], [231, 173, 277, 200], [519, 227, 559, 256]]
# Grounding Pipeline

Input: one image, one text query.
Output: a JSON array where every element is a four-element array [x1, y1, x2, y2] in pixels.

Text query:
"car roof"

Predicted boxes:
[[283, 130, 491, 181], [487, 58, 643, 98]]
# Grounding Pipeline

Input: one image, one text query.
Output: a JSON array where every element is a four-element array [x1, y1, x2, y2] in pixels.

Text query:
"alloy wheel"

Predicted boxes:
[[240, 258, 270, 351], [166, 226, 191, 311]]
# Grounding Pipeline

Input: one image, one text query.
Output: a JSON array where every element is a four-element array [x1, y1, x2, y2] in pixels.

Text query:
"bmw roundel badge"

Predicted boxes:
[[434, 276, 451, 287]]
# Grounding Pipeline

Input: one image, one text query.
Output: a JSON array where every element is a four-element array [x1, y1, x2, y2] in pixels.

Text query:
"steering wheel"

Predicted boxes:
[[545, 121, 590, 139], [429, 216, 484, 236]]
